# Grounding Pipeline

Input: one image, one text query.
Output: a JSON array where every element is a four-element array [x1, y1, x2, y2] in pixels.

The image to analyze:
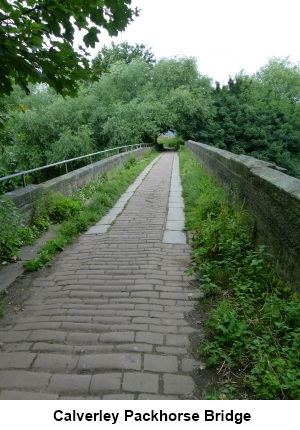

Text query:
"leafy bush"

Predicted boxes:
[[0, 161, 25, 194], [0, 199, 35, 260], [46, 192, 83, 223], [32, 191, 83, 226]]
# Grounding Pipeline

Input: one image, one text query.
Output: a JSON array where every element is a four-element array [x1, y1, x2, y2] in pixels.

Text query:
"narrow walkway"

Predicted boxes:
[[0, 152, 203, 400]]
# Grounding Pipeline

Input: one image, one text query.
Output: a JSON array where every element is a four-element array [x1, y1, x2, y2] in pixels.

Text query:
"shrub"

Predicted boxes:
[[0, 199, 34, 260], [46, 193, 83, 223]]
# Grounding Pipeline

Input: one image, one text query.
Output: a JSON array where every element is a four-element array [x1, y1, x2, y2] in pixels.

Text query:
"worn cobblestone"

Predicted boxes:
[[77, 353, 142, 371], [135, 331, 164, 345], [163, 374, 195, 395], [90, 373, 122, 392], [0, 352, 36, 369], [0, 370, 51, 390], [47, 374, 91, 394], [144, 354, 178, 373], [33, 353, 78, 372], [123, 372, 159, 394]]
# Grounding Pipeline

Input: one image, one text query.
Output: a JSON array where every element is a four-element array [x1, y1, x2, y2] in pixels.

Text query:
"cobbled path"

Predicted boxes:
[[0, 152, 203, 400]]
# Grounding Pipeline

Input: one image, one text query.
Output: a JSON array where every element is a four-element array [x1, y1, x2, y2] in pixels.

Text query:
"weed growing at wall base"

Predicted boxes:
[[179, 147, 300, 400], [0, 199, 38, 261]]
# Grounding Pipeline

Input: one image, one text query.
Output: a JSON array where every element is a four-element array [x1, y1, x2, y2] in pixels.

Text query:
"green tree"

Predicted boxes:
[[150, 57, 214, 139], [0, 0, 138, 97], [92, 41, 155, 72], [198, 61, 300, 177], [255, 57, 300, 157], [256, 57, 300, 102], [12, 85, 99, 168], [6, 54, 216, 180], [151, 57, 201, 96], [93, 58, 151, 104], [91, 59, 160, 145]]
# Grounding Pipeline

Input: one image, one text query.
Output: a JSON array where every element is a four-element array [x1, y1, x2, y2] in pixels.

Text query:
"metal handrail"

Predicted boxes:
[[0, 143, 150, 188]]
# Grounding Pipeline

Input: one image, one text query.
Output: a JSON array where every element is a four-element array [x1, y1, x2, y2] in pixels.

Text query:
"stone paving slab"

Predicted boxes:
[[163, 154, 187, 244], [0, 151, 204, 400]]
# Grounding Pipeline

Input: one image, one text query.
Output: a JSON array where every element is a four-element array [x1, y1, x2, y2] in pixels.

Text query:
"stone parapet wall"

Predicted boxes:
[[3, 147, 150, 224], [185, 140, 300, 291]]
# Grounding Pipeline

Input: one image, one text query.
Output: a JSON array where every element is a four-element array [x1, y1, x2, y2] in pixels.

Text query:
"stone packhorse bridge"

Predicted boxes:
[[0, 142, 299, 399]]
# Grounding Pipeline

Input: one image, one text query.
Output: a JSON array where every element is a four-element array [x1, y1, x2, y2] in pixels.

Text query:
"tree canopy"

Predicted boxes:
[[196, 58, 300, 176], [1, 40, 300, 185], [3, 53, 212, 177], [0, 0, 138, 96], [92, 41, 155, 71]]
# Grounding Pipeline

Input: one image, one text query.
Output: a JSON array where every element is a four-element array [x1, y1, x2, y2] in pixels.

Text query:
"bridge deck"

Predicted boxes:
[[0, 152, 204, 400]]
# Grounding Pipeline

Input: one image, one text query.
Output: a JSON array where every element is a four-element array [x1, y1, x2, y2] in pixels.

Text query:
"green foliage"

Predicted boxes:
[[180, 147, 300, 400], [46, 193, 83, 223], [5, 54, 213, 178], [151, 57, 203, 96], [92, 41, 155, 72], [157, 136, 184, 150], [202, 384, 238, 400], [7, 49, 300, 183], [0, 198, 23, 260], [197, 58, 300, 177], [10, 86, 98, 172], [201, 287, 300, 399], [124, 155, 137, 170], [0, 1, 138, 97], [0, 101, 15, 150], [30, 190, 83, 230], [0, 160, 24, 193], [150, 57, 214, 140], [0, 302, 4, 318], [0, 198, 37, 260]]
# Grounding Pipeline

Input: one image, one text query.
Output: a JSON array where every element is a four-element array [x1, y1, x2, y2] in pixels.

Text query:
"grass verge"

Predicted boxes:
[[179, 146, 300, 400]]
